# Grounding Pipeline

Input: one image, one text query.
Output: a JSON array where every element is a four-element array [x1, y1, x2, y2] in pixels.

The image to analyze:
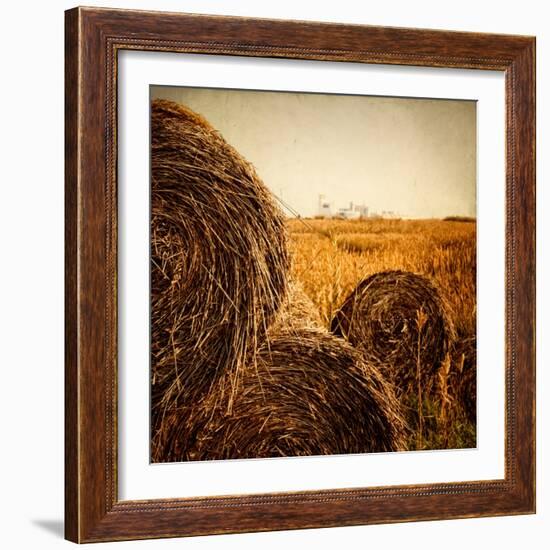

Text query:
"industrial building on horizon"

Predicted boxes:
[[317, 194, 397, 220]]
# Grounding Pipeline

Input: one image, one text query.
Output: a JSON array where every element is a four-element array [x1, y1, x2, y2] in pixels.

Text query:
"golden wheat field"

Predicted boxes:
[[287, 217, 477, 450]]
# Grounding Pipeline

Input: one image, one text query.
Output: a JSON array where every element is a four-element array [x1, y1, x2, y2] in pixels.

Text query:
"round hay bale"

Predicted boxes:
[[150, 99, 290, 417], [452, 336, 476, 423], [153, 327, 407, 462], [330, 270, 456, 395]]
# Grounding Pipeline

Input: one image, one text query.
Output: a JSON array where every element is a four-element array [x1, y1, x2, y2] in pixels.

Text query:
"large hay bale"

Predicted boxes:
[[153, 327, 407, 462], [150, 99, 290, 418], [330, 270, 456, 395]]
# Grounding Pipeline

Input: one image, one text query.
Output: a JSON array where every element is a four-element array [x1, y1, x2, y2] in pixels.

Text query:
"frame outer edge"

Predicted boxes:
[[65, 6, 81, 544], [512, 38, 536, 513], [78, 7, 112, 543]]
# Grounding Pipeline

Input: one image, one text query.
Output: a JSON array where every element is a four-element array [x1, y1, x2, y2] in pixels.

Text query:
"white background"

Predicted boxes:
[[0, 0, 546, 548]]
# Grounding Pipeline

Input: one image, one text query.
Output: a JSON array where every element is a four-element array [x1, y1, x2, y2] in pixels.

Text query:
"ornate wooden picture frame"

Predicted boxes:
[[65, 6, 535, 543]]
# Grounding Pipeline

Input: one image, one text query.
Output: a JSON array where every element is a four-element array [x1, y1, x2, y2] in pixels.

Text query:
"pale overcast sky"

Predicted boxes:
[[151, 86, 476, 219]]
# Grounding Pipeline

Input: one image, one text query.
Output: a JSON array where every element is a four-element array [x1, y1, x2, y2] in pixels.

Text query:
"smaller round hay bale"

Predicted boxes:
[[330, 270, 456, 395], [452, 336, 477, 424], [153, 328, 407, 462]]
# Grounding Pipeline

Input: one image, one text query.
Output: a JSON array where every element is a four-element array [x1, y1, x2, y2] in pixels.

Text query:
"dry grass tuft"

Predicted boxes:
[[270, 280, 324, 332], [451, 336, 477, 424]]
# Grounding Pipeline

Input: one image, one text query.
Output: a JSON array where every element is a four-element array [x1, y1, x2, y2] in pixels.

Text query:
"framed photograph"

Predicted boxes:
[[65, 6, 535, 543]]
